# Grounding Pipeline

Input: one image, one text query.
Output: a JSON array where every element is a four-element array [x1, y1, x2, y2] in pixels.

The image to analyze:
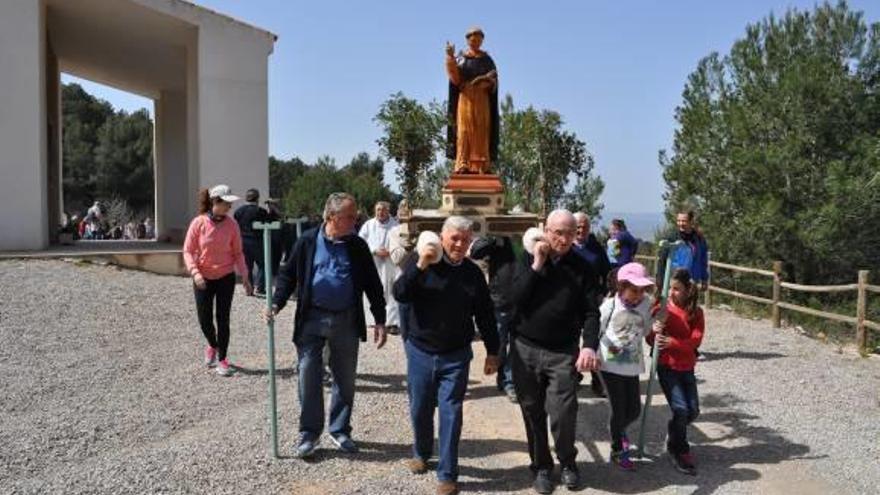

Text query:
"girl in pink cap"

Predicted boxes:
[[598, 262, 656, 470], [183, 185, 252, 376]]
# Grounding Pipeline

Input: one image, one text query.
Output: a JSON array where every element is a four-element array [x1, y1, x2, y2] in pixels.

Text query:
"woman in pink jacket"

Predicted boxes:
[[183, 185, 252, 376]]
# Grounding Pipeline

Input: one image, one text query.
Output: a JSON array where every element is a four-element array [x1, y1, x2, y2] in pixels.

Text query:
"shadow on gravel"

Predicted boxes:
[[573, 391, 817, 494], [698, 351, 787, 362]]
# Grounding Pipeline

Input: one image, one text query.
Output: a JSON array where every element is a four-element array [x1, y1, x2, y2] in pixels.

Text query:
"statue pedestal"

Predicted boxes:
[[395, 173, 540, 251], [440, 174, 505, 214]]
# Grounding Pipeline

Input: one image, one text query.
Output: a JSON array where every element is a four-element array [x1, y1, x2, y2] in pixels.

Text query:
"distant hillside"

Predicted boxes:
[[598, 211, 666, 241]]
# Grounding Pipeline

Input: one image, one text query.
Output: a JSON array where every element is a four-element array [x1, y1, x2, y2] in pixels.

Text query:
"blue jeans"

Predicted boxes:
[[657, 366, 700, 454], [405, 340, 472, 482], [495, 309, 514, 391], [295, 308, 360, 440]]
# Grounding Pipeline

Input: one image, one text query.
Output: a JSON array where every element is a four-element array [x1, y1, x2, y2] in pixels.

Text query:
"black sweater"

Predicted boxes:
[[468, 235, 516, 310], [234, 203, 269, 240], [393, 258, 499, 356], [510, 250, 601, 351]]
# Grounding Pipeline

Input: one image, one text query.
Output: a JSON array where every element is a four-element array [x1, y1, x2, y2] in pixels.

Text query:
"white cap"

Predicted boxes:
[[209, 184, 240, 203], [416, 230, 442, 265]]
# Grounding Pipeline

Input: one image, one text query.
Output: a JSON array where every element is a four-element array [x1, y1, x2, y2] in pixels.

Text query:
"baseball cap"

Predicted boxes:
[[617, 262, 655, 287], [209, 185, 240, 203]]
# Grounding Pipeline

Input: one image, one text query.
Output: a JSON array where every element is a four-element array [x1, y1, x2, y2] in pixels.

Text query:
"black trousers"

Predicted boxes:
[[601, 371, 641, 450], [194, 272, 236, 360], [242, 236, 265, 291], [510, 337, 579, 472]]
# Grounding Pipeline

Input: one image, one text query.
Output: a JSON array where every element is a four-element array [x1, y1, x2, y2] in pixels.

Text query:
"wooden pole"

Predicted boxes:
[[772, 261, 782, 328], [857, 270, 869, 355]]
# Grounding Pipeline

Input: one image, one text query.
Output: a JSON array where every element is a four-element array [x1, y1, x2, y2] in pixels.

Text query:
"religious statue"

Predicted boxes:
[[446, 26, 499, 175]]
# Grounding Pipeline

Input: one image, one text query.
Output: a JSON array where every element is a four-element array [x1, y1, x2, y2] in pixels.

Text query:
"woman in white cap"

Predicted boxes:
[[183, 185, 253, 376]]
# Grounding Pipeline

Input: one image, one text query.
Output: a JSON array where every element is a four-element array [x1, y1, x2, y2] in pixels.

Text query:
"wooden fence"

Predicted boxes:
[[635, 254, 877, 354]]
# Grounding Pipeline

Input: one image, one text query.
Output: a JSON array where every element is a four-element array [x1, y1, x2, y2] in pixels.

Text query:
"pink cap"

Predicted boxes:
[[617, 262, 655, 287]]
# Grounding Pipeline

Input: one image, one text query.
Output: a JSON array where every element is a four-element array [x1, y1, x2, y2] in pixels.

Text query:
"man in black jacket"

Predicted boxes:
[[469, 234, 518, 402], [573, 211, 611, 398], [234, 188, 269, 295], [264, 192, 387, 459], [510, 209, 601, 493], [394, 216, 500, 495]]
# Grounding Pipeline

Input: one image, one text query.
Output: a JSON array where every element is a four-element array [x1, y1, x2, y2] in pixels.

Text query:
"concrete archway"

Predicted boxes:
[[0, 0, 275, 250]]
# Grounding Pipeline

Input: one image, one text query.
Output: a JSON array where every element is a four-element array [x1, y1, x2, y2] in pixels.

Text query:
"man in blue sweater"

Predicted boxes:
[[394, 216, 500, 495]]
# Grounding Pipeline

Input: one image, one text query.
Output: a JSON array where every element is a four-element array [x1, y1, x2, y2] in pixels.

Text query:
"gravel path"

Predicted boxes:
[[1, 259, 878, 494]]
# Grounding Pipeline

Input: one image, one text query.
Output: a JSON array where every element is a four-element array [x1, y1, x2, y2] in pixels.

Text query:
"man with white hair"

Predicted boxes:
[[358, 201, 401, 334], [265, 192, 388, 459], [509, 209, 601, 493], [573, 211, 611, 397], [394, 215, 500, 495]]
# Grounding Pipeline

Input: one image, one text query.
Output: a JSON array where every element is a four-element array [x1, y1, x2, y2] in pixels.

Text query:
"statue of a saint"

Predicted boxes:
[[446, 26, 499, 175]]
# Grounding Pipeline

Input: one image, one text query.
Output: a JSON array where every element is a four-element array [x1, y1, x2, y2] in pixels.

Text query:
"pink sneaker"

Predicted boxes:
[[204, 346, 218, 367], [216, 358, 234, 376]]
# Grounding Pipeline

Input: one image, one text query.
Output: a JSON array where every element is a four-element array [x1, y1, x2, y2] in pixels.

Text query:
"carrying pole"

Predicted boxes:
[[253, 221, 281, 458]]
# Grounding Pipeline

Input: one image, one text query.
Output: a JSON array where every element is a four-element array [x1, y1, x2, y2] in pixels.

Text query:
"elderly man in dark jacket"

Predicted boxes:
[[265, 192, 387, 459], [510, 209, 601, 493]]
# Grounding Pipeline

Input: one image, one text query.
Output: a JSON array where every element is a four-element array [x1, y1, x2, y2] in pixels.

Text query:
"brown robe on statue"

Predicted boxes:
[[446, 50, 497, 174]]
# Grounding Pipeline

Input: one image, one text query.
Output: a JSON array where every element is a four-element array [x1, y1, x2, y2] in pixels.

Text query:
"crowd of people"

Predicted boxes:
[[182, 184, 710, 495], [61, 201, 155, 241]]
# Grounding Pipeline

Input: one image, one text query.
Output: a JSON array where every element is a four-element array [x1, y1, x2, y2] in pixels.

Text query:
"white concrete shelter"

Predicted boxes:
[[0, 0, 276, 250]]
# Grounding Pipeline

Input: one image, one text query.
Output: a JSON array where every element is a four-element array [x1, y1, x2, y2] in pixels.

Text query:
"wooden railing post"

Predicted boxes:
[[772, 261, 782, 328], [704, 250, 713, 307], [857, 270, 869, 355]]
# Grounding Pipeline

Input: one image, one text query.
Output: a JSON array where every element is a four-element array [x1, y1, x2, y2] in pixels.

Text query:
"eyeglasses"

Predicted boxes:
[[548, 229, 576, 238]]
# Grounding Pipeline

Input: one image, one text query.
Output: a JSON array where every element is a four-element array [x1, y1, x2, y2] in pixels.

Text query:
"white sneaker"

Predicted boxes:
[[204, 346, 218, 367], [216, 358, 234, 376]]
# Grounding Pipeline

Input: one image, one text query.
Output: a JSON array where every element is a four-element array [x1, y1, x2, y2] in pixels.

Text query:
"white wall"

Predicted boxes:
[[0, 1, 48, 250], [197, 18, 271, 208]]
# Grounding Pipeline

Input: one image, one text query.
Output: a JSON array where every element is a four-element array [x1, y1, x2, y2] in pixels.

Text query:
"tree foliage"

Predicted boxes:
[[278, 153, 397, 220], [374, 92, 446, 207], [61, 83, 154, 215], [498, 95, 604, 217], [662, 1, 880, 283]]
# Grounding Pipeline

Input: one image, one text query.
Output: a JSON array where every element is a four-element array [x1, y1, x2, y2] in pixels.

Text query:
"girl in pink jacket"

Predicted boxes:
[[183, 185, 252, 376]]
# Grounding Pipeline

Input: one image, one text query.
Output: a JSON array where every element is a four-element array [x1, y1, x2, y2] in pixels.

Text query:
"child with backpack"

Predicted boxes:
[[648, 268, 705, 475], [598, 262, 656, 470]]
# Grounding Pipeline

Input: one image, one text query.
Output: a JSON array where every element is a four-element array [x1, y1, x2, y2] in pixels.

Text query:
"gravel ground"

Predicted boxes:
[[1, 259, 878, 494]]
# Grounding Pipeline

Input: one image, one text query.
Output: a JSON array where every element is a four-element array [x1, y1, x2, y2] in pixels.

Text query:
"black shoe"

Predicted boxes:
[[590, 381, 606, 398], [533, 469, 554, 494], [561, 464, 580, 490], [387, 325, 400, 336]]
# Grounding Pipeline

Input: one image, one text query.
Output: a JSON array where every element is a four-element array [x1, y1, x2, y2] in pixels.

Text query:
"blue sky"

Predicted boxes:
[[64, 0, 880, 215]]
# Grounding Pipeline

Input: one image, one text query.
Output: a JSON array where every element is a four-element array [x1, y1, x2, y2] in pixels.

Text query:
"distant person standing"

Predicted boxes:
[[469, 234, 518, 402], [183, 185, 253, 376], [573, 212, 611, 398], [607, 219, 638, 268], [265, 198, 284, 280], [656, 209, 709, 291], [234, 188, 269, 296], [358, 201, 401, 334]]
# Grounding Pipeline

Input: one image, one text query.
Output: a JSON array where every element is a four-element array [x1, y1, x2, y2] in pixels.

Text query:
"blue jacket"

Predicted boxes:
[[272, 226, 386, 343], [657, 229, 709, 284]]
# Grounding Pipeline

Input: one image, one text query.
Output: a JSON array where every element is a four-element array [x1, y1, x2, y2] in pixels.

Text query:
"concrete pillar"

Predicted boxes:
[[155, 90, 190, 242], [46, 36, 62, 244], [0, 1, 48, 250]]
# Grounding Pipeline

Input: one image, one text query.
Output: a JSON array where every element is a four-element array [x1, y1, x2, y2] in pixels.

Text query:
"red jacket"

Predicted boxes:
[[647, 301, 704, 371]]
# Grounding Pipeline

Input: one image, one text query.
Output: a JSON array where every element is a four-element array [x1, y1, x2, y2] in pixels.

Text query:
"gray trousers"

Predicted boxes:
[[510, 336, 579, 472]]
